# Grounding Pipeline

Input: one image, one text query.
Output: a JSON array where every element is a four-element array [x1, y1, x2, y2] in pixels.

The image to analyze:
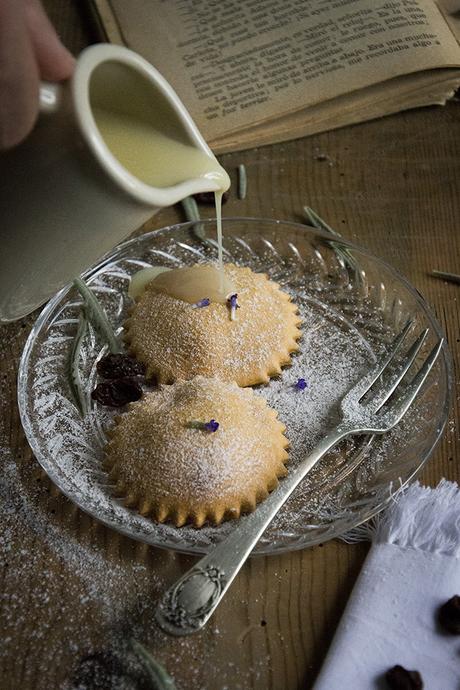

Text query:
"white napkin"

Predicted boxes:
[[313, 480, 460, 689]]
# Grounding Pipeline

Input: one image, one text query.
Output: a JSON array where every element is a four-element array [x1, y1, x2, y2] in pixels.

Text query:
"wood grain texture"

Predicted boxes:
[[0, 2, 459, 689]]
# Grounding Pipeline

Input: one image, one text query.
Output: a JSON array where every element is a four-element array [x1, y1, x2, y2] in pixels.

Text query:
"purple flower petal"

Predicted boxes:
[[187, 419, 220, 432], [295, 378, 308, 391], [227, 293, 240, 321], [193, 298, 210, 308]]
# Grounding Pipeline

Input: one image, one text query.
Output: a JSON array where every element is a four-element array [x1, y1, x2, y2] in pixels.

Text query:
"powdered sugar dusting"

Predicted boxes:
[[17, 222, 448, 554], [124, 264, 300, 386], [4, 220, 448, 688], [0, 435, 238, 689], [0, 437, 166, 687], [106, 377, 287, 525]]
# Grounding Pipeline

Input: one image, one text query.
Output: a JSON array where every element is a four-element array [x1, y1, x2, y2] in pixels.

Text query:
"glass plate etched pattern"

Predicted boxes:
[[18, 219, 452, 555]]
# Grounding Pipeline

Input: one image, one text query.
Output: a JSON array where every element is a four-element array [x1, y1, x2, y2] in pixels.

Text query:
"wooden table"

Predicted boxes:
[[1, 3, 459, 688]]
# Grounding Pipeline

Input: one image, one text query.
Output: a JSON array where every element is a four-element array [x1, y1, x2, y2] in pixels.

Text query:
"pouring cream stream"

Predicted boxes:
[[92, 102, 233, 304]]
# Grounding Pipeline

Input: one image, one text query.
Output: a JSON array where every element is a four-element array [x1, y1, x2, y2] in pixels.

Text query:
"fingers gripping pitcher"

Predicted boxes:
[[0, 44, 229, 322]]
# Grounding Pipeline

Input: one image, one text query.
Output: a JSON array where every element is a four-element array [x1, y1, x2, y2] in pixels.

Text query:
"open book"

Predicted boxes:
[[90, 0, 460, 153]]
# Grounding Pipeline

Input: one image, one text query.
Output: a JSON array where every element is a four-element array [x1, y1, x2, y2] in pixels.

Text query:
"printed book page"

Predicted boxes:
[[212, 71, 460, 151], [92, 0, 460, 150]]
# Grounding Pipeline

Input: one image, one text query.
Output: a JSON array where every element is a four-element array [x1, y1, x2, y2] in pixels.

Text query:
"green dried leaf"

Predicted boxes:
[[186, 420, 206, 429], [303, 206, 363, 284], [431, 269, 460, 285], [237, 163, 247, 200], [181, 196, 207, 242], [302, 205, 341, 237], [181, 196, 201, 223], [68, 309, 88, 416], [131, 639, 177, 690], [73, 277, 121, 354]]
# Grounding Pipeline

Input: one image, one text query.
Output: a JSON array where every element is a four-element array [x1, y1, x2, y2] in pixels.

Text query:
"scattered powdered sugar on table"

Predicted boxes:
[[0, 450, 146, 600], [4, 232, 445, 686], [0, 433, 274, 689], [0, 432, 212, 689]]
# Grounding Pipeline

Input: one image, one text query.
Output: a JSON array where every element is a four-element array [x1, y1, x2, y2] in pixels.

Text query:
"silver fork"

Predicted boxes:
[[155, 323, 443, 636]]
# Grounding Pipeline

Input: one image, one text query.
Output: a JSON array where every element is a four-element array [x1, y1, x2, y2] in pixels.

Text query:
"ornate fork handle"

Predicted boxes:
[[155, 424, 352, 636], [156, 325, 443, 636]]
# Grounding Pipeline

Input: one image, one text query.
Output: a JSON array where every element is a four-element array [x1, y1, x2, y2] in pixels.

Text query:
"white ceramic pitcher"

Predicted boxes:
[[0, 44, 224, 322]]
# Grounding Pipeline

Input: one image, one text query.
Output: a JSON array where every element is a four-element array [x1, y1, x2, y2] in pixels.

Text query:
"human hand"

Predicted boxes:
[[0, 0, 75, 150]]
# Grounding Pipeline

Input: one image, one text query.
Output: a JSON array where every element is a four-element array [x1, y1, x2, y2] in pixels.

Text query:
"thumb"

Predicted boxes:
[[25, 0, 75, 82], [0, 0, 39, 149]]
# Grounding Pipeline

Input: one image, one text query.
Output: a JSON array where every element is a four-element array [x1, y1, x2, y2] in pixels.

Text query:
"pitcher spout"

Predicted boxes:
[[73, 44, 230, 207]]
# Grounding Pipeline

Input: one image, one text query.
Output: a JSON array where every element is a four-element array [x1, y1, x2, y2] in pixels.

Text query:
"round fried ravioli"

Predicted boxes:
[[105, 376, 289, 527], [124, 263, 301, 386]]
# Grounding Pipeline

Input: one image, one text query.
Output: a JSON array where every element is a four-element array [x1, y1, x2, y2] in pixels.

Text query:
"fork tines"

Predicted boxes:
[[342, 321, 443, 429]]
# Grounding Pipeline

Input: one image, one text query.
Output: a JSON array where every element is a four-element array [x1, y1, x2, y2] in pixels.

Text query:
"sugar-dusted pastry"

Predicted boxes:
[[105, 376, 289, 527], [124, 263, 301, 386]]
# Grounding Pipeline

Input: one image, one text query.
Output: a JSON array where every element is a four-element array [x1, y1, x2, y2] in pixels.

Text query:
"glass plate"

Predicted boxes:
[[18, 218, 452, 555]]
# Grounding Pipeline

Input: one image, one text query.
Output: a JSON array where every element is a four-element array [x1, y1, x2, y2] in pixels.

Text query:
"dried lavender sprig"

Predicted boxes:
[[181, 195, 200, 223], [303, 206, 363, 283], [73, 277, 121, 354], [181, 196, 207, 242], [431, 269, 460, 285], [131, 639, 176, 690], [227, 293, 239, 321], [68, 309, 88, 416], [295, 377, 308, 391], [204, 418, 219, 432], [237, 163, 247, 199], [186, 420, 204, 429], [303, 205, 340, 238], [186, 419, 220, 432], [192, 297, 210, 308]]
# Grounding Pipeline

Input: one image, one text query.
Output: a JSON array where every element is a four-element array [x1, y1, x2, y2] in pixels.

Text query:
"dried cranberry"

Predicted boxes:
[[91, 378, 142, 407], [438, 595, 460, 634], [385, 665, 423, 690], [193, 191, 229, 205], [96, 353, 145, 379]]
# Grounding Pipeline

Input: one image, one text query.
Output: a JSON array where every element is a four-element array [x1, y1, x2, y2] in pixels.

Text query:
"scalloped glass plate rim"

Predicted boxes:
[[17, 217, 453, 556]]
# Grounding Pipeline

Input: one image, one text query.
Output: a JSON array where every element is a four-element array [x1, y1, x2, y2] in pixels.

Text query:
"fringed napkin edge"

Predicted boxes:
[[340, 478, 460, 556]]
